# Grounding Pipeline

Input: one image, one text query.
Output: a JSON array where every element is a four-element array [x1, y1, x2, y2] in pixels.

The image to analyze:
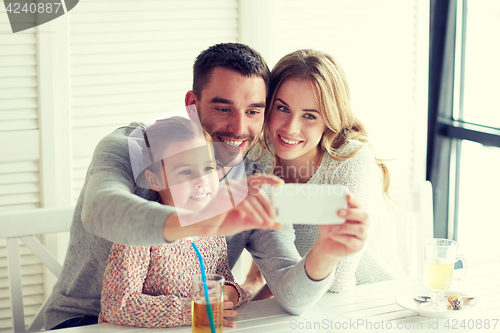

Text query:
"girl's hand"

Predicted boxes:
[[222, 296, 237, 328], [222, 285, 239, 328]]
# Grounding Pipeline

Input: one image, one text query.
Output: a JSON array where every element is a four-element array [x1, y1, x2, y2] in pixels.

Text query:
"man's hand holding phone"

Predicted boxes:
[[294, 191, 370, 282]]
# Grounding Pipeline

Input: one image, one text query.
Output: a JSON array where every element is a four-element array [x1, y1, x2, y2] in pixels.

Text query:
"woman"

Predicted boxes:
[[243, 49, 405, 298]]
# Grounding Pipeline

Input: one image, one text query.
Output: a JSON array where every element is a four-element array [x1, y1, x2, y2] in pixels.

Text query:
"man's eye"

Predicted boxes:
[[180, 170, 191, 175], [216, 108, 230, 112], [304, 113, 317, 120], [277, 105, 289, 113], [247, 110, 260, 115]]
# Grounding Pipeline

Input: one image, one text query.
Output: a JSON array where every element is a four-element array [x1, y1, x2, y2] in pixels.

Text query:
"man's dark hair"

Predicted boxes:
[[193, 43, 270, 98]]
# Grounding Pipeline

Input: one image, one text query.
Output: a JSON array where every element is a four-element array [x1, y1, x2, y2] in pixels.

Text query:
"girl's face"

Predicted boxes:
[[157, 137, 219, 211], [268, 78, 327, 164]]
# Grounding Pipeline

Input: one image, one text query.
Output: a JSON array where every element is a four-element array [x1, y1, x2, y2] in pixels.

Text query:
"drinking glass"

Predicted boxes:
[[421, 238, 467, 311], [192, 274, 224, 333]]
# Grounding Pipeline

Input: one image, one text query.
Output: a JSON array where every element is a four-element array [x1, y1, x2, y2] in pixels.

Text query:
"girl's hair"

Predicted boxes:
[[143, 116, 212, 175], [262, 49, 391, 197]]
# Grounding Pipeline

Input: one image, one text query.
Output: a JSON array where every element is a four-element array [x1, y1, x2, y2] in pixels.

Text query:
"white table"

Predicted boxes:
[[58, 263, 500, 333]]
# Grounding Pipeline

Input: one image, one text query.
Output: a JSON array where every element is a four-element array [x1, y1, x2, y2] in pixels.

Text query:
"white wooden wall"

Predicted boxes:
[[68, 1, 240, 199], [0, 5, 44, 332], [0, 1, 429, 332], [242, 0, 429, 193], [233, 0, 430, 284]]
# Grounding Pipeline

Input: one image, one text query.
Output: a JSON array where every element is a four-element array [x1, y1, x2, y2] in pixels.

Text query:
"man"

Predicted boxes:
[[45, 43, 368, 330]]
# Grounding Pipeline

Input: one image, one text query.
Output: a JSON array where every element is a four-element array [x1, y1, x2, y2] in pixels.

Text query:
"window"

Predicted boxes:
[[428, 0, 500, 266]]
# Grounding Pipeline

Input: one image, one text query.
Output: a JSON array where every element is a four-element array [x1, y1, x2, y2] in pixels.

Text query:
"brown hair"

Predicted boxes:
[[193, 43, 271, 98]]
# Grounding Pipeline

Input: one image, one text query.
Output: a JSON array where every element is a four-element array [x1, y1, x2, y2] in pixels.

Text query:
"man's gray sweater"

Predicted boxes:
[[44, 123, 335, 330]]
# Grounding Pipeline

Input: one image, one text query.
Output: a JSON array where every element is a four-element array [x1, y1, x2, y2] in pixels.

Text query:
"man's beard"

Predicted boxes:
[[210, 131, 255, 167], [197, 108, 256, 167]]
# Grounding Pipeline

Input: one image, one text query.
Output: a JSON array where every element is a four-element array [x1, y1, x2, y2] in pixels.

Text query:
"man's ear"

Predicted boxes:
[[185, 91, 198, 121], [144, 169, 164, 192]]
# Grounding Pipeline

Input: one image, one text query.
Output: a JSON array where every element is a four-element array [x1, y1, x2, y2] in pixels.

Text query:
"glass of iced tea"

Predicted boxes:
[[192, 274, 224, 333], [421, 238, 467, 312]]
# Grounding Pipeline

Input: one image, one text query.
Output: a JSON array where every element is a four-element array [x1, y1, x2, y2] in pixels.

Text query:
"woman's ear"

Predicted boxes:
[[144, 169, 163, 192]]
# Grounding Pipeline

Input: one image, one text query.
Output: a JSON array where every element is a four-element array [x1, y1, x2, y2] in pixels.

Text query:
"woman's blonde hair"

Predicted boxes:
[[262, 49, 391, 197]]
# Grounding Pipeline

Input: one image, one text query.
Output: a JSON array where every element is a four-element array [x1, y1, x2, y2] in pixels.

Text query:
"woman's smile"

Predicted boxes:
[[268, 78, 326, 164], [277, 134, 303, 146]]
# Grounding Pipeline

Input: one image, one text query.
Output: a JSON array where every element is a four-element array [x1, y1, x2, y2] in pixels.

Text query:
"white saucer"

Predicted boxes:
[[395, 289, 477, 318]]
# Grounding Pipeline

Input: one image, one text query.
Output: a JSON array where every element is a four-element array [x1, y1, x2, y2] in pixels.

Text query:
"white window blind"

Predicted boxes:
[[0, 15, 40, 213], [68, 0, 240, 200], [1, 0, 240, 331], [0, 7, 44, 333], [237, 0, 430, 278], [242, 0, 429, 193]]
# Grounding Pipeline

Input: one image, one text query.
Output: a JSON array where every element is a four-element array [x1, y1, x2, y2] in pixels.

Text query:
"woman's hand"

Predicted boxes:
[[222, 285, 239, 328], [305, 194, 369, 281], [241, 261, 266, 300]]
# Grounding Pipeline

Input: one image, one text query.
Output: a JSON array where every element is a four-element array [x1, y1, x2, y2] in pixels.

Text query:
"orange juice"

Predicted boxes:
[[424, 259, 454, 290], [192, 298, 223, 333]]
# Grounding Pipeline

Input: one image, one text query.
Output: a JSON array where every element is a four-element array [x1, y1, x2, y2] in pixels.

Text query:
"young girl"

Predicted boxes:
[[243, 49, 405, 298], [99, 117, 247, 328]]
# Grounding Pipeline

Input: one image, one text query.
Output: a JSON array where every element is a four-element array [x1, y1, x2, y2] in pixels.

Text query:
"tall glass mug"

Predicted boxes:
[[421, 238, 468, 311], [192, 274, 224, 333]]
